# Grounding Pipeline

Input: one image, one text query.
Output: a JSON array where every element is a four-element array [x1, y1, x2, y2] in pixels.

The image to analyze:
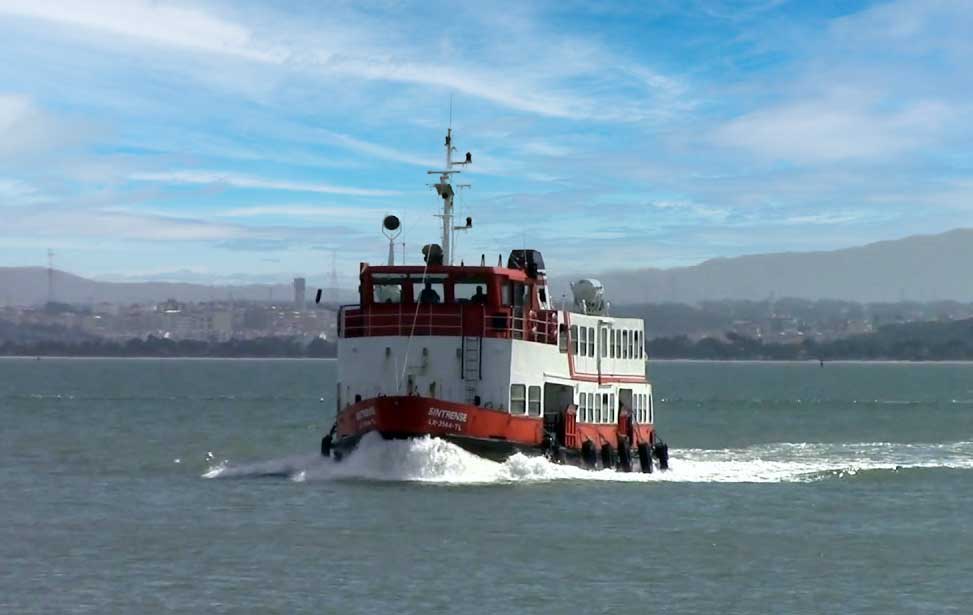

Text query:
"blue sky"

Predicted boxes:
[[1, 0, 971, 287]]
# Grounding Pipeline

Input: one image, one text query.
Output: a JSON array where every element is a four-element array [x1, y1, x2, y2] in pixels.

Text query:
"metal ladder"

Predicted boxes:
[[462, 336, 481, 403]]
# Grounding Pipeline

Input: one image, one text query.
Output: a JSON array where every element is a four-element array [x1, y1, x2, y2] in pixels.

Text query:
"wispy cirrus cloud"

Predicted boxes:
[[129, 170, 399, 197], [1, 0, 972, 280]]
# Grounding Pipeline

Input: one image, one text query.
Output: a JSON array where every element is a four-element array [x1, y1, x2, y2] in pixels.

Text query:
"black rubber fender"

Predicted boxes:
[[581, 440, 599, 469], [637, 442, 653, 473], [617, 436, 633, 472], [600, 444, 616, 470], [652, 441, 669, 471]]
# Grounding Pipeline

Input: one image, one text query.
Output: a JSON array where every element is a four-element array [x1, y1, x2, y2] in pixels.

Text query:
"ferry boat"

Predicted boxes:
[[319, 128, 669, 472]]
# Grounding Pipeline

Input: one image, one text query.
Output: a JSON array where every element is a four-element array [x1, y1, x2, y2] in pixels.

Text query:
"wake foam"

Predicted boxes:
[[202, 433, 973, 485]]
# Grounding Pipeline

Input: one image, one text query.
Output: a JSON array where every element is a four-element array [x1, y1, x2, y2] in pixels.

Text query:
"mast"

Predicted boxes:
[[428, 127, 471, 265]]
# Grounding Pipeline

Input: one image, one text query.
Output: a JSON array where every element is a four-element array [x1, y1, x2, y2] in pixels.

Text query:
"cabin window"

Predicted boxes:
[[528, 386, 542, 416], [510, 384, 526, 415], [512, 283, 527, 308], [635, 394, 642, 423], [570, 325, 579, 355], [608, 330, 615, 358], [628, 331, 635, 359], [578, 392, 587, 422], [501, 283, 513, 305], [614, 330, 621, 358], [621, 331, 627, 359], [579, 326, 588, 356], [558, 325, 568, 353], [372, 281, 404, 304], [587, 327, 595, 357], [594, 393, 602, 423], [412, 281, 444, 304], [648, 395, 654, 423], [455, 280, 489, 304], [600, 327, 608, 358], [609, 393, 615, 423], [636, 331, 642, 358]]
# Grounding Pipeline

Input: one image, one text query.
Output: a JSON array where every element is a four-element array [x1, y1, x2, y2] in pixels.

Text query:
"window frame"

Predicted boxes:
[[527, 385, 542, 417], [510, 384, 526, 415]]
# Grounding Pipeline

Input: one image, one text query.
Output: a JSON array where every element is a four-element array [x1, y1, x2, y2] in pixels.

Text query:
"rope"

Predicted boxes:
[[399, 256, 431, 393]]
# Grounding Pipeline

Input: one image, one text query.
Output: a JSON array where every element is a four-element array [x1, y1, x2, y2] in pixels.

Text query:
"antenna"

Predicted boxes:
[[449, 93, 453, 130], [427, 119, 473, 265]]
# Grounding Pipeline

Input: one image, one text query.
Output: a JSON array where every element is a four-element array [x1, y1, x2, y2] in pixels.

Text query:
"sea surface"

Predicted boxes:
[[2, 358, 972, 614]]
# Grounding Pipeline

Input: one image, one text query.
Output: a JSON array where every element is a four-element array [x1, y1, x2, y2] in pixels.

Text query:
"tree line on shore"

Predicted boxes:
[[649, 317, 973, 360], [4, 317, 973, 361], [0, 335, 337, 358]]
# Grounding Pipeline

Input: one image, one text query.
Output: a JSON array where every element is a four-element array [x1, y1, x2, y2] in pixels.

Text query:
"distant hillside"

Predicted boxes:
[[556, 229, 973, 304], [0, 267, 351, 306]]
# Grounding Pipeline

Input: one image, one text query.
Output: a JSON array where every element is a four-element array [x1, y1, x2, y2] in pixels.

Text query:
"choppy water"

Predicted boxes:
[[2, 358, 972, 613]]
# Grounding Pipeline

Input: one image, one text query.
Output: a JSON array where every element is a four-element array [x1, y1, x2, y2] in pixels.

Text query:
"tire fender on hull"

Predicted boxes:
[[617, 436, 633, 472], [637, 442, 653, 473], [600, 444, 616, 470], [581, 440, 599, 469]]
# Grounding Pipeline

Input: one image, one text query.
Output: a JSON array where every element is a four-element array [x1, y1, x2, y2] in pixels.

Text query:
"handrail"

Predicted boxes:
[[340, 305, 559, 344]]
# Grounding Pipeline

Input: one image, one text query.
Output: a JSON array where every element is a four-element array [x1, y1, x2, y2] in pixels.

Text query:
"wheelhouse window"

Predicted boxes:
[[579, 326, 588, 356], [412, 280, 444, 304], [648, 395, 654, 423], [614, 330, 621, 358], [635, 331, 642, 358], [510, 384, 526, 415], [372, 278, 405, 304], [600, 327, 608, 358], [501, 282, 513, 305], [527, 386, 542, 417], [587, 327, 595, 357], [454, 279, 489, 304], [609, 393, 615, 423], [578, 392, 587, 422], [628, 331, 635, 359], [559, 324, 568, 353], [570, 325, 579, 355], [621, 331, 628, 359], [511, 283, 527, 308]]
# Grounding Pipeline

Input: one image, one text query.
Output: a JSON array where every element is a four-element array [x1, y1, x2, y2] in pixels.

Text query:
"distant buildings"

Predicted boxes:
[[293, 277, 306, 312]]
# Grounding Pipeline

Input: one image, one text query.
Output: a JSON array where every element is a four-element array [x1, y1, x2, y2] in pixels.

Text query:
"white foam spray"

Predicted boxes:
[[203, 433, 973, 485]]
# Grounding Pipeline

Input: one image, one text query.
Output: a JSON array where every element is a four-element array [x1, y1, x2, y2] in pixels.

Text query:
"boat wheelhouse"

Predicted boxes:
[[323, 129, 668, 472]]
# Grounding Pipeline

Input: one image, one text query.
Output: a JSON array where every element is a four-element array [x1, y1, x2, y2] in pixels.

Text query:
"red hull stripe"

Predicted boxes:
[[337, 396, 654, 449]]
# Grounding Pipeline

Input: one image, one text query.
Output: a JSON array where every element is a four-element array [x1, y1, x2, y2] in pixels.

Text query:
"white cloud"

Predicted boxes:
[[217, 205, 387, 221], [0, 0, 280, 62], [0, 1, 689, 122], [0, 93, 91, 160], [129, 170, 399, 197], [715, 93, 955, 163]]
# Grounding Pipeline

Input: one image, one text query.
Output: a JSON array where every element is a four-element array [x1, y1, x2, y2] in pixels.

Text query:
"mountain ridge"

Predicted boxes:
[[552, 228, 973, 304], [3, 228, 973, 305]]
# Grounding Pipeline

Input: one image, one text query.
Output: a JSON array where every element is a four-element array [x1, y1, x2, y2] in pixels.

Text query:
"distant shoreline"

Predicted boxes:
[[4, 354, 973, 365]]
